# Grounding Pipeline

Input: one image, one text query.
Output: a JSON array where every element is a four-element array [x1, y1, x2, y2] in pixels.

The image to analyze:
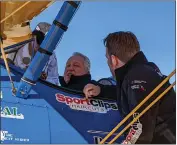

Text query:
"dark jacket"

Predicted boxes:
[[96, 78, 117, 101], [96, 84, 117, 101], [59, 74, 92, 91], [113, 51, 176, 144]]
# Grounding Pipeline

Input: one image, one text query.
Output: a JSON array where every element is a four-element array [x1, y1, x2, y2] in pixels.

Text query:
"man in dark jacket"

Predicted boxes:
[[83, 31, 176, 143], [59, 52, 92, 91]]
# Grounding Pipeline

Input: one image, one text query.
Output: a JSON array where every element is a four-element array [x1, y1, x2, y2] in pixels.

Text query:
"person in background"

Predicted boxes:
[[32, 28, 59, 85], [8, 22, 59, 85]]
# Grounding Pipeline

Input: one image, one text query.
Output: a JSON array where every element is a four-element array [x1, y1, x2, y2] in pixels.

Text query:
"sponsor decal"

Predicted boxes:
[[1, 106, 24, 119], [131, 80, 146, 91], [131, 84, 146, 91], [87, 130, 119, 144], [122, 113, 142, 144], [131, 80, 147, 84], [56, 93, 118, 113], [93, 136, 119, 144], [94, 136, 109, 144], [1, 130, 29, 143]]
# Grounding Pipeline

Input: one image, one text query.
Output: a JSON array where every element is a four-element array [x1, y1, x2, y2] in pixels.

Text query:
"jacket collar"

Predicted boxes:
[[115, 51, 148, 84], [59, 74, 91, 87]]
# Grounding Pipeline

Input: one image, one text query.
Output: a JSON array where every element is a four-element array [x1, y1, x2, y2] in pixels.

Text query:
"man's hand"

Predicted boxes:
[[83, 84, 101, 98], [64, 73, 72, 84]]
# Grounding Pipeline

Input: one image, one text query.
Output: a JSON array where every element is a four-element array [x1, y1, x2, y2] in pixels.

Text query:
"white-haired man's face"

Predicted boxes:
[[64, 55, 89, 83]]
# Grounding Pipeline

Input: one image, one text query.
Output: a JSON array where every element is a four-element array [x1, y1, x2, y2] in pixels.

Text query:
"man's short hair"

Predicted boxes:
[[104, 31, 140, 63], [72, 52, 91, 73]]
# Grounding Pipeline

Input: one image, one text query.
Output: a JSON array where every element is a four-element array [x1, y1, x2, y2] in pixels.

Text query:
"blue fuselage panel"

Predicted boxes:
[[0, 62, 124, 144]]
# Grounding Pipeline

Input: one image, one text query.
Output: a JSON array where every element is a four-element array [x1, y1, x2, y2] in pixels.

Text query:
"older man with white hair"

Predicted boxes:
[[59, 52, 92, 91]]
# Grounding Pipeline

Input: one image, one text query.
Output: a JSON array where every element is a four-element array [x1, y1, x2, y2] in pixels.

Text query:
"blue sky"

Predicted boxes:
[[31, 1, 175, 81]]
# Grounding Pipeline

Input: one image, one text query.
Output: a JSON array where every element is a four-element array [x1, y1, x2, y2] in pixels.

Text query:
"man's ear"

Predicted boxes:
[[111, 55, 119, 68]]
